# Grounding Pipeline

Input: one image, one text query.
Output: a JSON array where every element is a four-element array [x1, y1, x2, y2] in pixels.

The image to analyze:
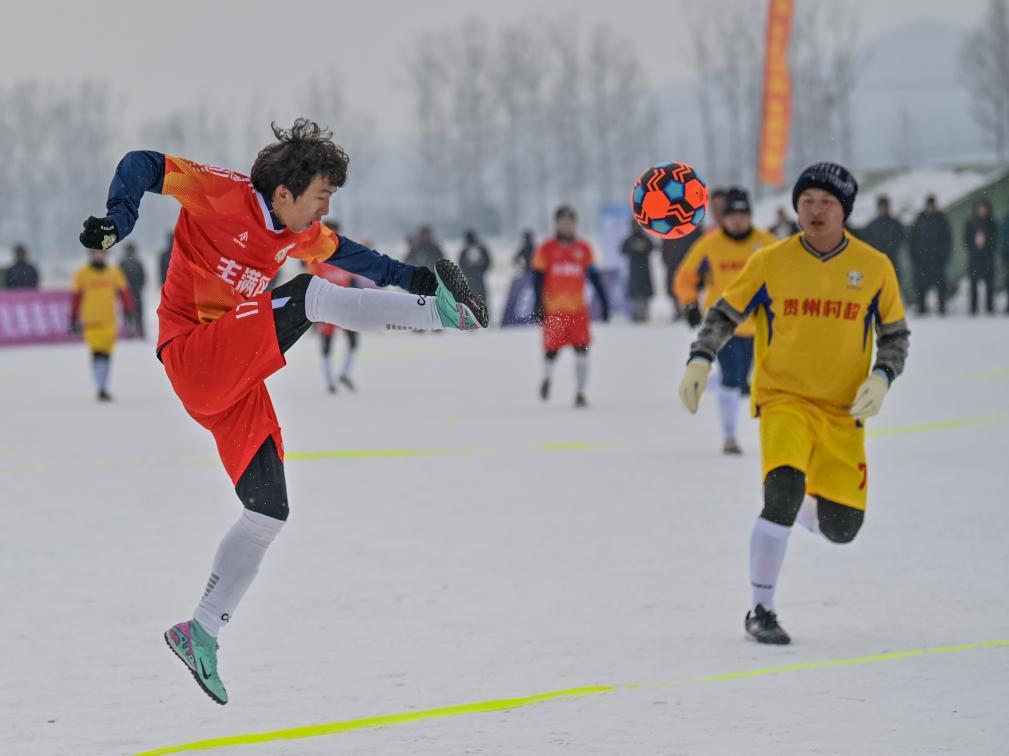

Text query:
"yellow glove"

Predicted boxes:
[[849, 371, 889, 420], [679, 358, 712, 414]]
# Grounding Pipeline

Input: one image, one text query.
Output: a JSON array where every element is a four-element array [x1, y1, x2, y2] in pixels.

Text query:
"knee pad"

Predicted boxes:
[[273, 272, 313, 301], [235, 438, 290, 521], [816, 498, 863, 543], [761, 466, 805, 526]]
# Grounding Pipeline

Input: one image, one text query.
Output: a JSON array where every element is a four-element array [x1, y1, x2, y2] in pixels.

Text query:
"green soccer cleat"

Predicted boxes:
[[164, 619, 229, 704], [434, 259, 489, 330]]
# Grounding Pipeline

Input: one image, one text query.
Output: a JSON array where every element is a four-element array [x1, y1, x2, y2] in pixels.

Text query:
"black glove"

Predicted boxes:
[[408, 266, 437, 296], [599, 300, 610, 323], [80, 216, 118, 250], [685, 303, 702, 328]]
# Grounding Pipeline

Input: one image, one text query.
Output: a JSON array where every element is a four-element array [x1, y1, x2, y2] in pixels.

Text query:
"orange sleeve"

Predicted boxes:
[[289, 222, 339, 264], [160, 155, 253, 216], [673, 238, 707, 305], [530, 243, 548, 272]]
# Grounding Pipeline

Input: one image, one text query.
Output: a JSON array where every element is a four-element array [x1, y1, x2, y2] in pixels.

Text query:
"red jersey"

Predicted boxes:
[[156, 156, 339, 348], [530, 237, 596, 314]]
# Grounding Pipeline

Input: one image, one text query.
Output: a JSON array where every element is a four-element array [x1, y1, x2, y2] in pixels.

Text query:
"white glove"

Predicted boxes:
[[849, 370, 889, 420], [679, 358, 712, 414]]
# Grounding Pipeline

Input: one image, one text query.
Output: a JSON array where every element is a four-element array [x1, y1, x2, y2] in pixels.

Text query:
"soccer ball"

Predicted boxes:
[[631, 162, 708, 239]]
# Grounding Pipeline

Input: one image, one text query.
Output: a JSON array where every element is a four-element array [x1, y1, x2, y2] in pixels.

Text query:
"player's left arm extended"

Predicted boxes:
[[325, 236, 436, 295], [80, 151, 167, 250], [586, 265, 610, 321]]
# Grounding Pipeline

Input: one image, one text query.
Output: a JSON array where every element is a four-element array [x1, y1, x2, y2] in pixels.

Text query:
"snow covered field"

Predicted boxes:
[[1, 314, 1007, 755]]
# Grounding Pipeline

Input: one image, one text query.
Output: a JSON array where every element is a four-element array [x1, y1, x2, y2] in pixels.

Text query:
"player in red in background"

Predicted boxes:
[[78, 120, 487, 705], [306, 221, 360, 393], [531, 205, 610, 408]]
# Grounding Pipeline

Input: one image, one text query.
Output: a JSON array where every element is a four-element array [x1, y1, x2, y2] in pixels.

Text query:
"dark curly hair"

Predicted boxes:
[[250, 119, 349, 201]]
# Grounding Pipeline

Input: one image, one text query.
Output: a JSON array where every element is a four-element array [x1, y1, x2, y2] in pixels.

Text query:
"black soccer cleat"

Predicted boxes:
[[339, 375, 356, 392], [745, 604, 791, 645], [97, 389, 113, 402], [574, 393, 588, 408], [434, 259, 489, 330], [540, 379, 550, 401]]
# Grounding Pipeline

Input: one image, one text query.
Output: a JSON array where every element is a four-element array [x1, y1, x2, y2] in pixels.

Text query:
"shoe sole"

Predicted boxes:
[[435, 260, 489, 329], [164, 632, 228, 705], [743, 630, 791, 645]]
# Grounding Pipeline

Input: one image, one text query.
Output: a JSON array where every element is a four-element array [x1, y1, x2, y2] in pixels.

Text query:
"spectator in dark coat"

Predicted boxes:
[[4, 245, 40, 289], [768, 207, 800, 239], [404, 225, 444, 269], [1000, 209, 1009, 314], [458, 229, 491, 304], [963, 197, 998, 315], [120, 242, 147, 338], [661, 227, 702, 321], [159, 233, 174, 286], [859, 195, 906, 281], [909, 195, 952, 315], [621, 220, 655, 322], [513, 230, 535, 271]]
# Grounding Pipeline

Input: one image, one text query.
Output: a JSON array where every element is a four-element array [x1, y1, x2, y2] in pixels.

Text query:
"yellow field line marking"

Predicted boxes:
[[133, 639, 1009, 756]]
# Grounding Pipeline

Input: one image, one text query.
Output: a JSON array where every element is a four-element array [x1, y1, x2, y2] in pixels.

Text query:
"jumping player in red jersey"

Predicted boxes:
[[78, 120, 487, 705], [531, 205, 610, 408]]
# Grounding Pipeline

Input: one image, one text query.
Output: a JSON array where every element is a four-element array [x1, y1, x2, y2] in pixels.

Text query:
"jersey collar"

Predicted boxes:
[[799, 232, 849, 263], [255, 191, 287, 235]]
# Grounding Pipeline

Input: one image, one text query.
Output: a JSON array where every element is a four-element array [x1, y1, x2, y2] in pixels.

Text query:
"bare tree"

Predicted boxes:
[[960, 0, 1009, 160]]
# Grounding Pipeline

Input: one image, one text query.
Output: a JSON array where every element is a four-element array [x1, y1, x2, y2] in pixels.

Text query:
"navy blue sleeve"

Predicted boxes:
[[326, 235, 414, 290], [105, 151, 166, 240], [587, 265, 609, 308]]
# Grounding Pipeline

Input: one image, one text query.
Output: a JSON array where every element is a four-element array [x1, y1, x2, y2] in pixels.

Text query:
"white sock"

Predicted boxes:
[[717, 386, 741, 440], [749, 516, 791, 612], [194, 510, 285, 637], [575, 351, 589, 394], [92, 357, 110, 391], [305, 276, 442, 332], [339, 343, 356, 379], [543, 355, 558, 383], [795, 496, 821, 536], [320, 354, 334, 388]]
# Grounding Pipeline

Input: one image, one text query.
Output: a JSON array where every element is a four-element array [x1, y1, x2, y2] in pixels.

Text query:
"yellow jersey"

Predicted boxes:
[[718, 232, 906, 417], [72, 264, 129, 329], [674, 227, 777, 337]]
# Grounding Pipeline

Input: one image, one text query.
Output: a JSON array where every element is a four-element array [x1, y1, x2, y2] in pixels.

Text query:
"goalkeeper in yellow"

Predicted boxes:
[[674, 188, 776, 454], [678, 163, 910, 644], [71, 247, 135, 401]]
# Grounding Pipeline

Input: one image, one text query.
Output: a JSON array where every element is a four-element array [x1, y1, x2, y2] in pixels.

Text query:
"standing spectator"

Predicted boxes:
[[768, 207, 800, 239], [159, 233, 174, 286], [513, 230, 535, 271], [1000, 207, 1009, 314], [661, 227, 702, 321], [909, 195, 952, 315], [458, 229, 491, 306], [120, 242, 147, 338], [859, 195, 906, 281], [5, 244, 40, 289], [963, 198, 997, 316], [405, 225, 444, 269], [620, 219, 655, 322]]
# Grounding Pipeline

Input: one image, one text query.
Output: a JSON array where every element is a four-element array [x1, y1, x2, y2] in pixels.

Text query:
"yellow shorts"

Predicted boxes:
[[83, 324, 117, 355], [759, 400, 867, 510]]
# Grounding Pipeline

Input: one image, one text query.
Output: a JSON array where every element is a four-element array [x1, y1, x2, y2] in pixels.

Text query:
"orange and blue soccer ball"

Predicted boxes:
[[631, 162, 709, 239]]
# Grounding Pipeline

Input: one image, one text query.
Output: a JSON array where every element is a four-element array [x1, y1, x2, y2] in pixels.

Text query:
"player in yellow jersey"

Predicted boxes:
[[677, 163, 910, 644], [70, 248, 134, 401], [674, 188, 776, 454]]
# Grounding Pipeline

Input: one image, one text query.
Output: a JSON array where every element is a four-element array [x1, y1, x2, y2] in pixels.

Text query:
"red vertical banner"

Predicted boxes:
[[758, 0, 794, 186]]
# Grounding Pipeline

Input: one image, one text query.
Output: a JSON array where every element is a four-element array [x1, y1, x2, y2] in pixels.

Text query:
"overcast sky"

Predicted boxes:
[[1, 0, 988, 145]]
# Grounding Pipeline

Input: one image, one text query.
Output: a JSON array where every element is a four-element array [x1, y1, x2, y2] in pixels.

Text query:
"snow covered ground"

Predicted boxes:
[[1, 312, 1008, 755]]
